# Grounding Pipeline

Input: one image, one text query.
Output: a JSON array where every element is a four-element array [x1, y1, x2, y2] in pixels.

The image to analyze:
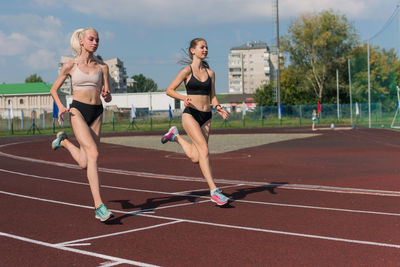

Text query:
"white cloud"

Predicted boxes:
[[0, 14, 64, 49], [24, 49, 57, 70], [0, 14, 62, 35], [281, 0, 371, 18], [6, 15, 62, 44], [0, 32, 32, 56], [64, 0, 268, 25], [102, 31, 115, 40], [31, 0, 60, 8], [0, 14, 67, 72], [63, 0, 396, 26]]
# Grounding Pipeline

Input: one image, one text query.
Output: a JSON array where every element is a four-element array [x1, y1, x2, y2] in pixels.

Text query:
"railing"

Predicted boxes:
[[0, 102, 396, 134]]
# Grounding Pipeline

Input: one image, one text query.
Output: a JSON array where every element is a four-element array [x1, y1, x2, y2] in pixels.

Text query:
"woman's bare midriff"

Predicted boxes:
[[188, 95, 211, 111], [73, 90, 102, 105]]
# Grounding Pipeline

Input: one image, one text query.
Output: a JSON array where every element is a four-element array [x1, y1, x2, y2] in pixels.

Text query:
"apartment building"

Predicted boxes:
[[228, 41, 278, 94], [58, 56, 128, 94]]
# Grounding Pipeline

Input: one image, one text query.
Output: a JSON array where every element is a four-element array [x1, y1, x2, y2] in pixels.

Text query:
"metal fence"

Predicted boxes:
[[0, 102, 397, 134]]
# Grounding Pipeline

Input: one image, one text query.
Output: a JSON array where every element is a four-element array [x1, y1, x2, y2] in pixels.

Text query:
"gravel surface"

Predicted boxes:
[[101, 133, 319, 154]]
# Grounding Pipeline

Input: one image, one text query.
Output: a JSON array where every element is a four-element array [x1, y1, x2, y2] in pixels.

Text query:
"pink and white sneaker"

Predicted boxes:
[[210, 188, 229, 206], [161, 126, 179, 144]]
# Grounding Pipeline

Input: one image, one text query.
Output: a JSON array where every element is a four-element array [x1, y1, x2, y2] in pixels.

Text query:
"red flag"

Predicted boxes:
[[317, 101, 321, 114]]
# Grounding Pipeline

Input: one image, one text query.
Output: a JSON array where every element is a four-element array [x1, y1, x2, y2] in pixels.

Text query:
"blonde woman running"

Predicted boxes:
[[50, 27, 113, 222], [161, 38, 230, 206]]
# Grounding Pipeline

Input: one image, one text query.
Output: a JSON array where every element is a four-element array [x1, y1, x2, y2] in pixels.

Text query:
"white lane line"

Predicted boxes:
[[0, 232, 159, 267], [1, 169, 400, 217], [276, 184, 400, 197], [61, 243, 92, 247], [1, 148, 399, 197], [0, 168, 203, 198], [57, 221, 182, 246], [1, 190, 400, 250], [140, 213, 400, 249], [234, 198, 400, 217], [171, 184, 243, 195], [137, 200, 210, 214], [99, 261, 124, 267]]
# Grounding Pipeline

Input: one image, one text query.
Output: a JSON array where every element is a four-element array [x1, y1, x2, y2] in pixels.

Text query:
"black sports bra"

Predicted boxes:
[[185, 66, 211, 96]]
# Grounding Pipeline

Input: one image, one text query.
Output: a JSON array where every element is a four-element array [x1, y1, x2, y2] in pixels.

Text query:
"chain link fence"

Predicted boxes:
[[0, 102, 396, 134]]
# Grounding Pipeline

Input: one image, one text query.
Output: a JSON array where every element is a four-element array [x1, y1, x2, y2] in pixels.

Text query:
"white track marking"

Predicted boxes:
[[275, 184, 400, 197], [137, 200, 211, 214], [57, 221, 182, 246], [1, 191, 400, 249], [0, 190, 97, 209], [171, 184, 243, 195], [0, 232, 159, 267], [61, 243, 92, 247], [1, 148, 399, 197], [140, 213, 400, 249], [0, 168, 204, 198], [235, 198, 400, 217], [1, 169, 400, 217], [99, 261, 124, 267]]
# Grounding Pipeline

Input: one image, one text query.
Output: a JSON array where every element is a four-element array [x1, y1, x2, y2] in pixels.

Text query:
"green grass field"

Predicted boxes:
[[1, 112, 397, 137]]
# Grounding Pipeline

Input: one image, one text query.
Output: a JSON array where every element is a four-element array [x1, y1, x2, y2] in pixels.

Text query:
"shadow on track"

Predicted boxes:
[[104, 183, 287, 224], [229, 182, 288, 201], [105, 191, 210, 225]]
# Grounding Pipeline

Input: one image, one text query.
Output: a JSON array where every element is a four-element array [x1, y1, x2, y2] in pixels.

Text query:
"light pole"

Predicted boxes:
[[276, 0, 281, 120], [348, 59, 353, 125]]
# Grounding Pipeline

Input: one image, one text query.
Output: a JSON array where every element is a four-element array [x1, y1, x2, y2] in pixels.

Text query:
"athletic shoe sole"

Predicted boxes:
[[161, 126, 178, 144], [95, 213, 114, 222], [210, 197, 228, 206]]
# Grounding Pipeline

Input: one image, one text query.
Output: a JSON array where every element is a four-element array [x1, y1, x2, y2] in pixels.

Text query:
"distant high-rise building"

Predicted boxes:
[[58, 56, 128, 94], [104, 57, 128, 94], [228, 41, 279, 94]]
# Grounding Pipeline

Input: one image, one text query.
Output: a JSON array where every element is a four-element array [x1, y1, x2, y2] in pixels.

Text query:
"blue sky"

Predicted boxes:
[[1, 0, 399, 93]]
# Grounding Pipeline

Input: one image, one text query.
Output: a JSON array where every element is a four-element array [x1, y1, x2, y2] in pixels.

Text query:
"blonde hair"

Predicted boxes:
[[70, 27, 98, 56]]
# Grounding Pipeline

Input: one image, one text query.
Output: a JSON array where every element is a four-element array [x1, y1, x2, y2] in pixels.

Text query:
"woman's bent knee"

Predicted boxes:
[[86, 148, 99, 161], [190, 157, 199, 164], [79, 161, 88, 169], [198, 148, 209, 160]]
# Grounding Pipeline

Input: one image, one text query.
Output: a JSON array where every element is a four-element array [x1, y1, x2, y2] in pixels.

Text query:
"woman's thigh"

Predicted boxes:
[[201, 120, 211, 142], [89, 113, 103, 145], [70, 108, 98, 151], [182, 114, 209, 151]]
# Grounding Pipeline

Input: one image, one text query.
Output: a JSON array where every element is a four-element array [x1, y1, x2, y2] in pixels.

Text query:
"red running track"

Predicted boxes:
[[0, 127, 400, 266]]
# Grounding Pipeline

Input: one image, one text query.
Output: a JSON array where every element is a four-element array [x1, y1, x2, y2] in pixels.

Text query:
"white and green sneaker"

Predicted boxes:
[[51, 131, 67, 150], [95, 204, 113, 222]]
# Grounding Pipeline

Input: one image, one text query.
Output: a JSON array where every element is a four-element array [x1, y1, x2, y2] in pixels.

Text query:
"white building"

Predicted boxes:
[[0, 82, 66, 119], [66, 91, 186, 112], [228, 41, 279, 94], [58, 56, 128, 94]]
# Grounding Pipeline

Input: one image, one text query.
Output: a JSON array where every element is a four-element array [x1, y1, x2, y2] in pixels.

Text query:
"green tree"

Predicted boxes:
[[254, 83, 276, 106], [281, 9, 358, 102], [25, 74, 43, 83], [129, 74, 158, 92], [350, 44, 400, 109], [280, 66, 317, 105]]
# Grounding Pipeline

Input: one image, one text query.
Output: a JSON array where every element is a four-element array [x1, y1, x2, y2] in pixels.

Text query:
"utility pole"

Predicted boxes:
[[367, 41, 371, 128], [348, 59, 353, 125], [275, 0, 281, 119], [336, 69, 340, 120]]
